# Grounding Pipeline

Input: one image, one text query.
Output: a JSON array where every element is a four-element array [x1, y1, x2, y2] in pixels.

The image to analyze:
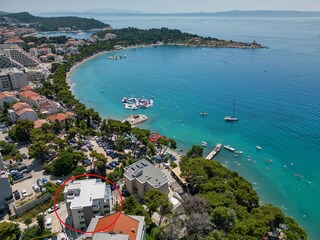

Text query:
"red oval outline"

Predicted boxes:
[[53, 173, 123, 234]]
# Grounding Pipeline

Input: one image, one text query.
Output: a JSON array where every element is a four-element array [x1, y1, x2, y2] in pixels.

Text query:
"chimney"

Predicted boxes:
[[131, 228, 136, 233]]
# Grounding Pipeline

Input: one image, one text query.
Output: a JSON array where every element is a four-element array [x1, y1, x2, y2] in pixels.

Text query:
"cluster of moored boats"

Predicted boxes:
[[107, 55, 127, 60], [122, 96, 154, 110]]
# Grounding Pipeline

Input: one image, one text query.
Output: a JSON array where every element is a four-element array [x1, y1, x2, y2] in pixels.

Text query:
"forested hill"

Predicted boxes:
[[2, 12, 110, 31], [96, 27, 264, 48]]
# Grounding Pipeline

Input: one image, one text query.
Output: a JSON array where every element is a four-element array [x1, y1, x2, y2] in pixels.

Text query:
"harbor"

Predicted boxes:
[[205, 143, 222, 160]]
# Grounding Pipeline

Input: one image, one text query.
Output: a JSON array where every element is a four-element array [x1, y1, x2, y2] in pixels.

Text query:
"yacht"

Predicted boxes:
[[224, 145, 235, 152], [225, 99, 239, 121]]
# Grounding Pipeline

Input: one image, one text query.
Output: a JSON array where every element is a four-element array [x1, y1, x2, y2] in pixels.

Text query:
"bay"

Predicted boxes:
[[70, 16, 320, 239]]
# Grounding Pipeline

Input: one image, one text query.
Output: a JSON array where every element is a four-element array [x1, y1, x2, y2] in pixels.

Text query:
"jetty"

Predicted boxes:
[[123, 114, 147, 126], [205, 143, 222, 160]]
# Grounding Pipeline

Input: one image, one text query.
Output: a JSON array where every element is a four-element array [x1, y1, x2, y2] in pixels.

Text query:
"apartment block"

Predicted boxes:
[[0, 44, 38, 68], [124, 159, 169, 198], [0, 68, 28, 91], [63, 179, 113, 231], [0, 155, 13, 210]]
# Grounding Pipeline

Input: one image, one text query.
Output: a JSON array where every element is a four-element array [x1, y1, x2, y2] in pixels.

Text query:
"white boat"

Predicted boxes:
[[225, 99, 239, 121], [224, 116, 239, 121], [224, 145, 235, 152], [201, 141, 207, 147], [235, 151, 243, 154], [256, 146, 262, 150], [200, 112, 208, 116]]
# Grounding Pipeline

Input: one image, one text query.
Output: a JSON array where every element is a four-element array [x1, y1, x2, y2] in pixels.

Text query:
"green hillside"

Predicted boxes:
[[2, 12, 110, 31]]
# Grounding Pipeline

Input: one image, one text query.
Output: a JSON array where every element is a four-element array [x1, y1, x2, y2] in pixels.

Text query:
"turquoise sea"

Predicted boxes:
[[69, 16, 320, 239]]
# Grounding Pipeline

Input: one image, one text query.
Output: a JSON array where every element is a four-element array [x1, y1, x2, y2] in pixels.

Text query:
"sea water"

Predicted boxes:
[[70, 16, 320, 239]]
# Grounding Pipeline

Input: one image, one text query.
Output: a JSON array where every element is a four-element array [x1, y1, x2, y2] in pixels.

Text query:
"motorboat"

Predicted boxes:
[[224, 145, 235, 152], [200, 112, 208, 116], [201, 141, 207, 147], [256, 146, 262, 150], [224, 116, 239, 121]]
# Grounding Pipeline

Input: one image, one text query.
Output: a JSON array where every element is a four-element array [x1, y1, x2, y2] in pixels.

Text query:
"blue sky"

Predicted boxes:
[[2, 0, 320, 13]]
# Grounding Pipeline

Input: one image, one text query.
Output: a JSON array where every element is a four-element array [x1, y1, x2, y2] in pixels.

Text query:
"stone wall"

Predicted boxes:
[[12, 193, 52, 217]]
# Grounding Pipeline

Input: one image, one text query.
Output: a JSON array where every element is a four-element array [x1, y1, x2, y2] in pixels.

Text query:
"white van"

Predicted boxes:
[[46, 218, 52, 229]]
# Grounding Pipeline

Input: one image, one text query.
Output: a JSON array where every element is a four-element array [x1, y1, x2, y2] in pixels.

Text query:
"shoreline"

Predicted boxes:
[[66, 50, 110, 87]]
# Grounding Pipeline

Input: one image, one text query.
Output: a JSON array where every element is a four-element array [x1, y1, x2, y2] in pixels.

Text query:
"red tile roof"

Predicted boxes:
[[94, 213, 139, 240], [20, 86, 33, 92], [48, 113, 68, 123], [0, 91, 16, 99], [4, 37, 25, 44], [16, 108, 35, 116], [19, 90, 38, 99], [12, 102, 30, 111], [34, 119, 48, 129]]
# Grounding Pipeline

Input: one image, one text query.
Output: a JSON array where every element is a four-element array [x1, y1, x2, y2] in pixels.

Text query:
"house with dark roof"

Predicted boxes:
[[124, 159, 169, 198]]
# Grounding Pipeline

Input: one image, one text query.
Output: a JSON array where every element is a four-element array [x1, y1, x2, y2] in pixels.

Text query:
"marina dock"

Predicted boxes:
[[123, 114, 148, 126], [205, 143, 222, 160]]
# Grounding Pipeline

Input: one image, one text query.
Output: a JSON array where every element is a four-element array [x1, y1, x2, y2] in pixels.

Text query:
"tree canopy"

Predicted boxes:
[[3, 12, 110, 31], [0, 222, 21, 240]]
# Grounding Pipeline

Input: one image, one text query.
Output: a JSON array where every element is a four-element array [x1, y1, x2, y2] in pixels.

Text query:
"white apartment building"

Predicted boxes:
[[0, 68, 28, 91], [26, 68, 48, 81], [124, 159, 169, 198], [63, 179, 113, 231]]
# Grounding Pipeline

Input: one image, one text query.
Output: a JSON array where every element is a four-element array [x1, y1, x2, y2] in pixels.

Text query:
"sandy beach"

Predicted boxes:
[[66, 43, 164, 88]]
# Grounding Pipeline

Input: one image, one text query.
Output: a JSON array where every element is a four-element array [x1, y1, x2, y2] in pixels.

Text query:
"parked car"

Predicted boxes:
[[42, 178, 48, 184], [21, 189, 27, 198], [12, 173, 23, 181], [47, 204, 60, 213], [22, 154, 28, 159], [111, 153, 119, 159], [110, 162, 118, 168], [56, 180, 63, 186], [38, 212, 47, 217], [83, 159, 92, 167], [13, 190, 20, 200], [46, 218, 52, 229], [106, 164, 114, 170], [10, 170, 19, 175], [37, 179, 44, 187], [40, 186, 46, 193], [32, 184, 40, 192]]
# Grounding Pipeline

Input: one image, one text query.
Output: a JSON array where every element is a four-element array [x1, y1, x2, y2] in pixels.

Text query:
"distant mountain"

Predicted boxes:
[[37, 10, 320, 18], [0, 11, 9, 15], [180, 10, 320, 17], [2, 12, 110, 31]]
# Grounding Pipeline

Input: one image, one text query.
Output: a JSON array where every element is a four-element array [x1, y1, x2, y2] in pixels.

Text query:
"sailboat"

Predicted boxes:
[[224, 99, 239, 121]]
